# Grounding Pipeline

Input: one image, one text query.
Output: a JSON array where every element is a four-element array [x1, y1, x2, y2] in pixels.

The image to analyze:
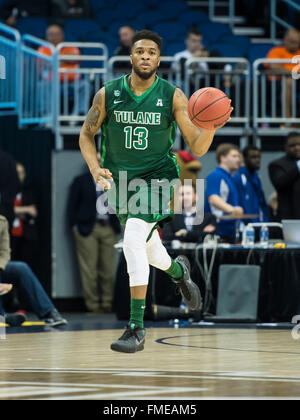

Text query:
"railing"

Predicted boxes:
[[253, 58, 300, 137], [107, 56, 181, 86], [19, 35, 55, 127], [270, 0, 300, 42], [3, 21, 300, 149], [209, 0, 236, 29], [53, 42, 108, 149], [0, 23, 20, 115], [184, 57, 251, 139]]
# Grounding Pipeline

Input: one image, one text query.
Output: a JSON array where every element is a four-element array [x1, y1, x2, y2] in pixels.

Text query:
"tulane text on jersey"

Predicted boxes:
[[114, 111, 161, 125]]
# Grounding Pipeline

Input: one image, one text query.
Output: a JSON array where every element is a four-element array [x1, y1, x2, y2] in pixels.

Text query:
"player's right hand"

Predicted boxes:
[[90, 166, 113, 190]]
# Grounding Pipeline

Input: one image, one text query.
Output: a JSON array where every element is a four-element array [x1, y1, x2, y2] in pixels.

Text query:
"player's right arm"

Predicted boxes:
[[79, 87, 113, 190]]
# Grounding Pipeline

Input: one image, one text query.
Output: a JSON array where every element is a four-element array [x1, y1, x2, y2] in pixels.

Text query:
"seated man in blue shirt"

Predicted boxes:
[[233, 146, 269, 225], [205, 144, 244, 242]]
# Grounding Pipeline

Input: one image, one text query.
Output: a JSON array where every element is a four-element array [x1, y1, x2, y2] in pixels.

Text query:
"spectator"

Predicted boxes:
[[7, 162, 38, 313], [204, 144, 243, 242], [174, 28, 209, 87], [51, 0, 92, 25], [0, 149, 19, 229], [11, 162, 38, 268], [233, 146, 269, 224], [68, 154, 121, 313], [163, 183, 217, 243], [0, 215, 67, 327], [268, 191, 279, 222], [113, 26, 135, 73], [269, 132, 300, 220], [114, 25, 135, 56], [0, 216, 10, 278], [266, 29, 300, 120], [11, 162, 39, 272], [38, 24, 90, 116], [0, 215, 21, 326], [0, 0, 51, 27]]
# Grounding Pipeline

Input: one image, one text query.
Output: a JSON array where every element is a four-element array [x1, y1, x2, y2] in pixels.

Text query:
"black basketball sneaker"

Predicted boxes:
[[111, 323, 146, 353], [172, 255, 202, 311]]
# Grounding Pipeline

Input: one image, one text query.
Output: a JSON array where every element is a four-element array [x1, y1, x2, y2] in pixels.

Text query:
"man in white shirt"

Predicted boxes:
[[174, 28, 209, 85]]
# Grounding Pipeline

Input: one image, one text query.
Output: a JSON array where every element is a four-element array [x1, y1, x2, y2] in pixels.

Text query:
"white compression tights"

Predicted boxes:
[[123, 218, 172, 287]]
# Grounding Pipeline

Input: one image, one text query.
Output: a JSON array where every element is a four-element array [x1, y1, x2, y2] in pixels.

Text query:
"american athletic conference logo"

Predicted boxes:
[[0, 55, 6, 79]]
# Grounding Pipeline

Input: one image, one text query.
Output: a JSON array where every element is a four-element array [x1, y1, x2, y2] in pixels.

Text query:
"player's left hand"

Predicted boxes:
[[91, 166, 113, 190]]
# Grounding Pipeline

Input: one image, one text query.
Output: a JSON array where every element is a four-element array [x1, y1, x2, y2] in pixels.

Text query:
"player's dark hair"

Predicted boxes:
[[187, 27, 203, 38], [287, 131, 300, 142], [242, 145, 260, 159], [131, 30, 162, 52], [216, 143, 240, 163]]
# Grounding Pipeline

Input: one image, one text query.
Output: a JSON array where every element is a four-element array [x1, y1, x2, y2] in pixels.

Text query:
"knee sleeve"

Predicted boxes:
[[123, 219, 155, 287], [146, 229, 171, 271]]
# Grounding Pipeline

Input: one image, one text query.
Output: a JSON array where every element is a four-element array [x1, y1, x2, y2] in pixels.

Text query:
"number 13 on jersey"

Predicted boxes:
[[124, 126, 148, 150]]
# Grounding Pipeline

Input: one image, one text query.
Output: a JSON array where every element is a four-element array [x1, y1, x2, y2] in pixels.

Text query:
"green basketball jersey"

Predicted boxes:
[[101, 74, 179, 181]]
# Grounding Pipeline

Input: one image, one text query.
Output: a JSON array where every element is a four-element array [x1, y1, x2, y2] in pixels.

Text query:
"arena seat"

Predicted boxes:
[[165, 41, 186, 56], [218, 34, 251, 57], [140, 0, 163, 6], [64, 19, 102, 42], [94, 9, 120, 27], [199, 22, 232, 44], [87, 0, 119, 14], [248, 43, 275, 64], [16, 17, 48, 39], [209, 42, 244, 58], [135, 11, 165, 28], [152, 22, 187, 41], [106, 21, 137, 42], [159, 0, 188, 19], [178, 10, 209, 26], [116, 1, 145, 16]]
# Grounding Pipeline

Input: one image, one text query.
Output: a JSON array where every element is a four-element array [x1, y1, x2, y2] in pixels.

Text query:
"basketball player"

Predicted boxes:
[[79, 30, 232, 353]]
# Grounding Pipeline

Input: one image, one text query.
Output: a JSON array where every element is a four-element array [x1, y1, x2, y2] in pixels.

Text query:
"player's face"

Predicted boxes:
[[286, 136, 300, 159], [130, 40, 160, 80], [245, 150, 261, 171]]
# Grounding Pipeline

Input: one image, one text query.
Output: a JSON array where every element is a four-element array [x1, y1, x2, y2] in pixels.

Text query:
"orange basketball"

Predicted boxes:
[[188, 87, 231, 130]]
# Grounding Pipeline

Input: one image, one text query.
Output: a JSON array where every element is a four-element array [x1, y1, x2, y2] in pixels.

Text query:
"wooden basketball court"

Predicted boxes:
[[0, 326, 299, 399]]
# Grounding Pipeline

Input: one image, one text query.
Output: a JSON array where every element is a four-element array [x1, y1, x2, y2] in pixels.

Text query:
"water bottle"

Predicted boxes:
[[243, 225, 255, 248], [260, 225, 269, 247]]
